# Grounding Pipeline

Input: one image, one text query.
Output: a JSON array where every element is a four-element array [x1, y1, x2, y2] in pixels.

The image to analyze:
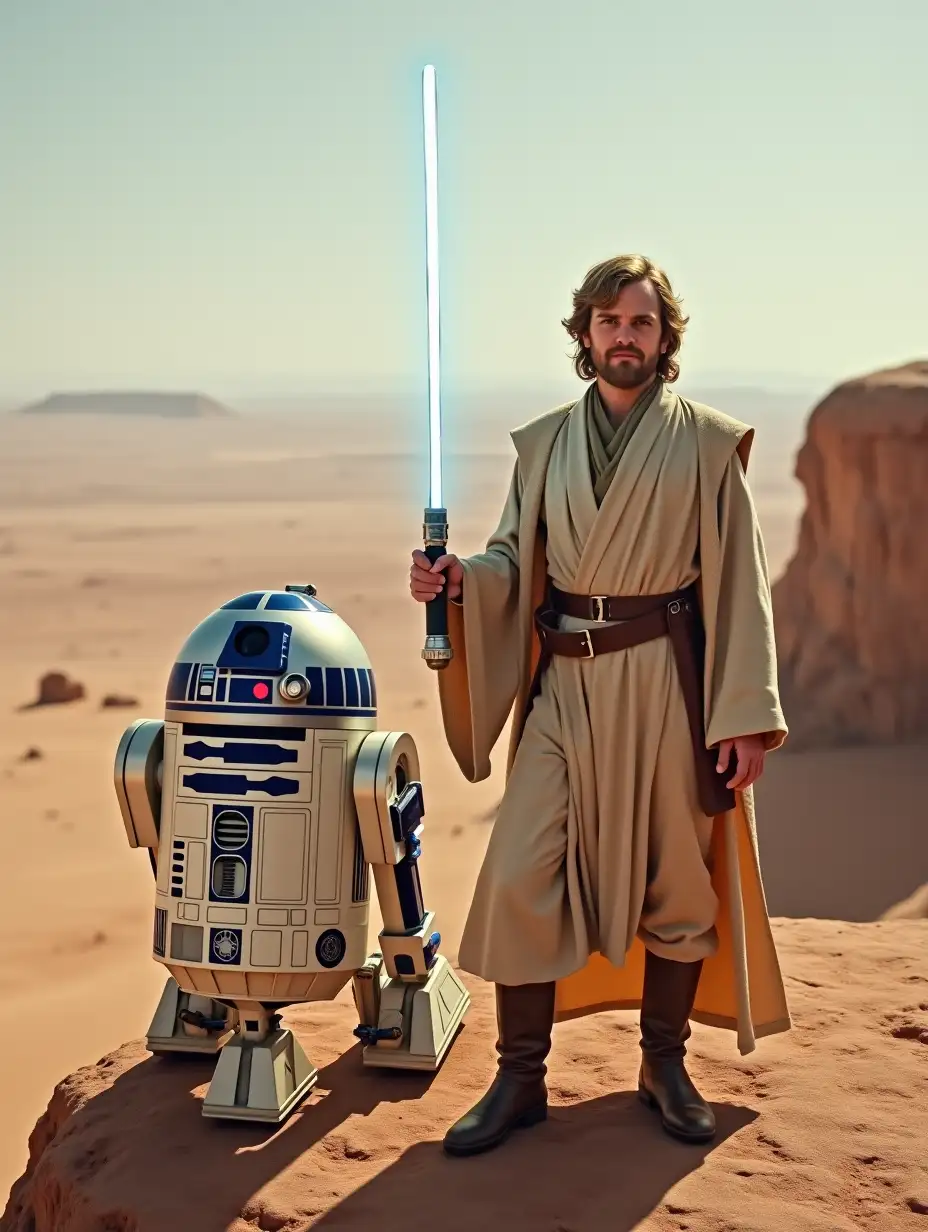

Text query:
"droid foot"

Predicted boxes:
[[358, 953, 470, 1071], [146, 977, 238, 1057], [201, 1027, 317, 1122]]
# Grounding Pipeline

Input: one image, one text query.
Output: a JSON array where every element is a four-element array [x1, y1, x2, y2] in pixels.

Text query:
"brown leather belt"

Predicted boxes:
[[536, 583, 697, 659], [528, 580, 736, 817]]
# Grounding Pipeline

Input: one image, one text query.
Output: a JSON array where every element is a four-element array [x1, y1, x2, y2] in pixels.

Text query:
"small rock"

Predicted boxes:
[[450, 824, 463, 838], [906, 1195, 928, 1215], [20, 747, 43, 761], [100, 694, 139, 709], [33, 671, 85, 706]]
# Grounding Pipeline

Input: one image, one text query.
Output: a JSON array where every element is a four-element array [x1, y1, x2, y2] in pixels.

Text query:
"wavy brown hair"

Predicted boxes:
[[561, 254, 689, 383]]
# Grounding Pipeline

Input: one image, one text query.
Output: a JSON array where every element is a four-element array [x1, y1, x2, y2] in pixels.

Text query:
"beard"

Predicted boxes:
[[591, 345, 662, 390]]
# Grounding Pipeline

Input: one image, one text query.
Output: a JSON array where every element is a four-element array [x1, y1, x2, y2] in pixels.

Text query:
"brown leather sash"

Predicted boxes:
[[529, 582, 736, 817]]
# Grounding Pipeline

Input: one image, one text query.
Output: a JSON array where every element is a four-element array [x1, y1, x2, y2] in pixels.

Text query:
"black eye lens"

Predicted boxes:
[[233, 625, 270, 657]]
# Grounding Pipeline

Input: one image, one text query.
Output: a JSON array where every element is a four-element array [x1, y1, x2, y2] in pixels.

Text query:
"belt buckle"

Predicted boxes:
[[590, 596, 608, 622], [581, 629, 595, 659]]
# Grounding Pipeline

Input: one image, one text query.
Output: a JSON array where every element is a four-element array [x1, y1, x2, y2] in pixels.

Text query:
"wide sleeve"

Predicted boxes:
[[436, 459, 524, 782], [701, 450, 788, 752]]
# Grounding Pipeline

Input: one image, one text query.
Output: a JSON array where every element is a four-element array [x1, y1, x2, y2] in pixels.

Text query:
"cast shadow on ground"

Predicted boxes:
[[2, 1035, 757, 1232], [311, 1091, 758, 1232]]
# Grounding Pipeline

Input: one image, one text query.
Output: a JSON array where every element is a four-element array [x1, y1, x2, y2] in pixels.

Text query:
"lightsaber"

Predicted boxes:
[[420, 64, 452, 670]]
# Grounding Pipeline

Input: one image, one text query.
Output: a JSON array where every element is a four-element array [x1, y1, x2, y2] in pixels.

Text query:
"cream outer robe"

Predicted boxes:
[[437, 385, 792, 1055]]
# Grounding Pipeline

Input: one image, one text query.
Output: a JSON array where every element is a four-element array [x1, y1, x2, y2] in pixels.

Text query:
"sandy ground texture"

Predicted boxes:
[[2, 920, 928, 1232], [0, 408, 926, 1222]]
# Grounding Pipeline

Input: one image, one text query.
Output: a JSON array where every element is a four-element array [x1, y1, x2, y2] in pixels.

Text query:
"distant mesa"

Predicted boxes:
[[15, 391, 236, 418], [773, 359, 928, 748]]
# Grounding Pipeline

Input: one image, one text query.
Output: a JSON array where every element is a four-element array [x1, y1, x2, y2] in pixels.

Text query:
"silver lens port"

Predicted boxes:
[[279, 672, 309, 702]]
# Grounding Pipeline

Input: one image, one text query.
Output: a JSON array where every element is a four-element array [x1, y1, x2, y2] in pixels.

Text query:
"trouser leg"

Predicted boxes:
[[442, 980, 556, 1157], [636, 684, 719, 962]]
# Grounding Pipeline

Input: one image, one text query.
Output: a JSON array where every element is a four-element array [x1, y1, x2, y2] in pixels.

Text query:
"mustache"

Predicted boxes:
[[607, 347, 643, 360]]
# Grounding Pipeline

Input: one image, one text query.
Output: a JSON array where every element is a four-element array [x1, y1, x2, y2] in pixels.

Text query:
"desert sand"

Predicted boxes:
[[3, 919, 928, 1232], [0, 401, 926, 1228]]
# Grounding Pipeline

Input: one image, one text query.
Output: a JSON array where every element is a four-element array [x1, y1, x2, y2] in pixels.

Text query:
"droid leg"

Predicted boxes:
[[201, 1005, 318, 1123], [353, 732, 470, 1070], [145, 976, 240, 1057]]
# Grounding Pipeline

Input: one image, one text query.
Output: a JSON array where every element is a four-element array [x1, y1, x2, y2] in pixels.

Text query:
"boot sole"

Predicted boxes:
[[442, 1103, 547, 1157], [637, 1084, 716, 1145]]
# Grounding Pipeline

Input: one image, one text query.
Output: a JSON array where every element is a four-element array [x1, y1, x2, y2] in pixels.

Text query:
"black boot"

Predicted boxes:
[[442, 980, 555, 1157], [637, 951, 716, 1144]]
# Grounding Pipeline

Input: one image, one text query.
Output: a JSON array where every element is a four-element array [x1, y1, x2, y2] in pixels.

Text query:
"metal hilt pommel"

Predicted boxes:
[[422, 505, 453, 670]]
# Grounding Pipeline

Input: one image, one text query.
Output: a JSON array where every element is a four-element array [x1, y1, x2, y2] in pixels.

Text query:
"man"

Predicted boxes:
[[409, 254, 791, 1158]]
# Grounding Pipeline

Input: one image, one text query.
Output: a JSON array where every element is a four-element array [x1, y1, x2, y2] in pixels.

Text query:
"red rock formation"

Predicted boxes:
[[772, 361, 928, 747]]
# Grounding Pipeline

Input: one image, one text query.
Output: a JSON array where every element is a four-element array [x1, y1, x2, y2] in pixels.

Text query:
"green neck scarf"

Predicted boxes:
[[587, 377, 663, 506]]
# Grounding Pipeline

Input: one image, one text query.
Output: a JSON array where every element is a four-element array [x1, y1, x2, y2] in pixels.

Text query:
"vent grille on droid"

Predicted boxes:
[[214, 809, 249, 850]]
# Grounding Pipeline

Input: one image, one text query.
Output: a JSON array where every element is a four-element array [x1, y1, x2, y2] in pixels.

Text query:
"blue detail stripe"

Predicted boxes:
[[306, 666, 324, 705], [325, 667, 344, 707], [166, 662, 193, 703], [216, 676, 228, 702], [181, 722, 306, 740], [183, 772, 300, 796], [358, 669, 371, 709], [168, 702, 376, 717], [187, 664, 200, 701], [184, 740, 298, 765], [344, 667, 359, 708]]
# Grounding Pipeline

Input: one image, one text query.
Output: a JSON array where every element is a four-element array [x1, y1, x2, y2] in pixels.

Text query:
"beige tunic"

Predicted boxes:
[[437, 382, 791, 1054]]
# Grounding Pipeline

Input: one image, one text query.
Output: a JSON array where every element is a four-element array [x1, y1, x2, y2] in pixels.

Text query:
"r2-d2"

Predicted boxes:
[[113, 584, 470, 1122]]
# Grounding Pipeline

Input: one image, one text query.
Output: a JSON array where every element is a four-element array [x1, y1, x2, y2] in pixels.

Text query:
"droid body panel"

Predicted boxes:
[[114, 585, 470, 1122]]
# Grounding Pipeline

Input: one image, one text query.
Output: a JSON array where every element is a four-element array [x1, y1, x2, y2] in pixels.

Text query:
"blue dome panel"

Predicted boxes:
[[221, 592, 266, 610]]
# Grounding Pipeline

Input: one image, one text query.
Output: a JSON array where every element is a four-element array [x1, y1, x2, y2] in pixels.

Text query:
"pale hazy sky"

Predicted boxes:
[[1, 0, 925, 401]]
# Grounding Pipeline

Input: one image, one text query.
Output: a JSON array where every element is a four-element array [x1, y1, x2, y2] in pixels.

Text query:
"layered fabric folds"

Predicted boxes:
[[437, 382, 790, 1055]]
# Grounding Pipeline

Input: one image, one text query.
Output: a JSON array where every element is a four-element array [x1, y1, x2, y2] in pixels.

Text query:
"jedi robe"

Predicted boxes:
[[437, 380, 791, 1055]]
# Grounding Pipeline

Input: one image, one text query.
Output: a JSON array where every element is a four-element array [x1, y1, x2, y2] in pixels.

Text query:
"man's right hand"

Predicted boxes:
[[409, 549, 464, 602]]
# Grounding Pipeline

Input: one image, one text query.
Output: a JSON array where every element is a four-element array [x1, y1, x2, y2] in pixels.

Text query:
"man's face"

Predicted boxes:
[[581, 278, 668, 390]]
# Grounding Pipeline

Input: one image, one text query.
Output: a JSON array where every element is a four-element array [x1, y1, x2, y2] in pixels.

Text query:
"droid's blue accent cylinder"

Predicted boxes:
[[394, 852, 426, 931]]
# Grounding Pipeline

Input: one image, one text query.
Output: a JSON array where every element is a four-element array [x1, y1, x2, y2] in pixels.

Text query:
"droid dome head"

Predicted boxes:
[[164, 585, 376, 724]]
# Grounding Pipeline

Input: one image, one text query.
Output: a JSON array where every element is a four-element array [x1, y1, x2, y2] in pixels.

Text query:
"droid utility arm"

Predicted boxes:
[[114, 719, 165, 877], [351, 730, 469, 1064]]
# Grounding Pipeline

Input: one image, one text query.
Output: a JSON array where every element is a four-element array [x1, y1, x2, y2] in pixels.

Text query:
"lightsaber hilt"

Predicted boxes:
[[422, 506, 452, 669]]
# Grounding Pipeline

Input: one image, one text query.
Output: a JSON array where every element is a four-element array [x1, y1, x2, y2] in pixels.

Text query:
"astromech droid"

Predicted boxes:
[[113, 584, 470, 1122]]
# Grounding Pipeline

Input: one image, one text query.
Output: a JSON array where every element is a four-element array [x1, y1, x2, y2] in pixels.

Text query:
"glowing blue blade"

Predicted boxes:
[[423, 64, 442, 509]]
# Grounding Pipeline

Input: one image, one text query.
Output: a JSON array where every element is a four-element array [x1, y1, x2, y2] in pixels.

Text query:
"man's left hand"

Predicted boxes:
[[716, 734, 767, 790]]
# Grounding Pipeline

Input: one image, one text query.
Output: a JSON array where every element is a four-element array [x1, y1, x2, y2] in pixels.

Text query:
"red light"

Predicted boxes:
[[252, 682, 270, 699]]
